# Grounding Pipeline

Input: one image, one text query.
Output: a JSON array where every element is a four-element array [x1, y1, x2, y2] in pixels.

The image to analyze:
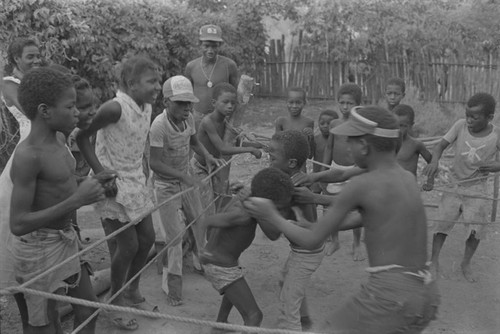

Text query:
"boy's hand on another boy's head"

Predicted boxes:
[[243, 197, 281, 226], [74, 177, 106, 205]]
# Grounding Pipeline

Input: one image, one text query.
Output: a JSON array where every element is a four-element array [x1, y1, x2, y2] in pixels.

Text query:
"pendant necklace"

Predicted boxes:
[[201, 56, 218, 88]]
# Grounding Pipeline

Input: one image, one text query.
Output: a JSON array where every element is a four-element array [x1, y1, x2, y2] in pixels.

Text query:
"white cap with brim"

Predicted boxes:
[[163, 75, 199, 103], [330, 106, 400, 138]]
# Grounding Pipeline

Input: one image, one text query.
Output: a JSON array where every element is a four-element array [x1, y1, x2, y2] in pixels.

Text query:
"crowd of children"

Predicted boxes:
[[2, 26, 500, 334]]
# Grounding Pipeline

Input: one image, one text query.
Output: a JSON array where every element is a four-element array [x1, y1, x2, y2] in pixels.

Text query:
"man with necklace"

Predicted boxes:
[[185, 24, 239, 130]]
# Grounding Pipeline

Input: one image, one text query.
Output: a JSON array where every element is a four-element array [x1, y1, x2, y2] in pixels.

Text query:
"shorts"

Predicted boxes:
[[434, 182, 491, 240], [202, 263, 243, 294], [327, 268, 440, 334]]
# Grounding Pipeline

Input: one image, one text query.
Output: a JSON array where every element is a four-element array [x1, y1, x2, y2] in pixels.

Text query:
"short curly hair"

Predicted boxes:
[[251, 167, 294, 203], [18, 67, 74, 120], [356, 106, 399, 152], [212, 82, 236, 100], [386, 77, 406, 94], [271, 130, 310, 169], [337, 83, 362, 105], [118, 56, 157, 90], [393, 104, 415, 124], [467, 92, 496, 117]]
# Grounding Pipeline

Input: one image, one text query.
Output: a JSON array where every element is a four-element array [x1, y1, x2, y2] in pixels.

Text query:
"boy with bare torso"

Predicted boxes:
[[275, 87, 315, 158], [385, 77, 406, 112], [311, 109, 338, 194], [9, 68, 105, 334], [393, 104, 432, 175], [246, 106, 439, 333]]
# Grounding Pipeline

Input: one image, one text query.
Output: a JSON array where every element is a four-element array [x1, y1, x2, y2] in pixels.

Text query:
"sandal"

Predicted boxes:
[[103, 310, 139, 331]]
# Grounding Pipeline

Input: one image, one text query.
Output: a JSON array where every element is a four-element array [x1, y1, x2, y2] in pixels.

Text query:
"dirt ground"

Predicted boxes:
[[1, 99, 500, 333]]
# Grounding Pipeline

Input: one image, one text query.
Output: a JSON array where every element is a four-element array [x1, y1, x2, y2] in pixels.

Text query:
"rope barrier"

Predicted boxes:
[[13, 157, 237, 292], [2, 286, 319, 334], [428, 218, 499, 225], [70, 194, 221, 333]]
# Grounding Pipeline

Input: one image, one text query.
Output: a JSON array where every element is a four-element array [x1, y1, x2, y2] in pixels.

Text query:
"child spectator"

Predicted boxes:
[[311, 109, 338, 194], [424, 93, 500, 283], [246, 106, 440, 333], [323, 83, 364, 260], [149, 75, 222, 306], [77, 56, 161, 330], [385, 77, 405, 111], [191, 82, 262, 213], [268, 130, 323, 331], [275, 87, 315, 158], [393, 104, 432, 175], [200, 167, 286, 329], [9, 67, 105, 334]]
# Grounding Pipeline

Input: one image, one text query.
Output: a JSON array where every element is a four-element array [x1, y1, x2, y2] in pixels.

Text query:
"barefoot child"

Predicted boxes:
[[393, 104, 432, 175], [323, 83, 364, 260], [200, 168, 286, 330], [385, 77, 405, 112], [77, 56, 161, 330], [268, 130, 324, 331], [192, 82, 262, 212], [311, 109, 338, 194], [423, 93, 500, 283], [275, 87, 314, 160], [149, 75, 222, 306], [9, 67, 105, 334], [246, 106, 440, 333]]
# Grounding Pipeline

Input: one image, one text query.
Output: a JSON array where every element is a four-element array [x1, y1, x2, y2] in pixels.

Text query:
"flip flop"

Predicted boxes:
[[130, 297, 160, 314], [103, 310, 139, 331]]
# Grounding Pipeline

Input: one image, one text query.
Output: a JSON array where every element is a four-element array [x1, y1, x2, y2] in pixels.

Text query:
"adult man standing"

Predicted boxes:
[[185, 24, 239, 129]]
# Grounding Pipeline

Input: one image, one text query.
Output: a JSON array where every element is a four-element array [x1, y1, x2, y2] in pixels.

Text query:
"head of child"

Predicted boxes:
[[269, 130, 309, 175], [212, 82, 237, 118], [331, 106, 399, 169], [385, 78, 405, 110], [163, 75, 199, 122], [318, 110, 338, 137], [199, 24, 223, 61], [251, 167, 294, 219], [48, 64, 95, 130], [337, 83, 362, 119], [7, 38, 41, 75], [286, 87, 307, 118], [18, 67, 78, 133], [465, 93, 496, 134], [393, 104, 415, 139], [118, 56, 160, 106]]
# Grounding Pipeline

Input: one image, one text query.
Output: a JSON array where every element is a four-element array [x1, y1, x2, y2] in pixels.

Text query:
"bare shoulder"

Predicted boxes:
[[11, 142, 42, 176]]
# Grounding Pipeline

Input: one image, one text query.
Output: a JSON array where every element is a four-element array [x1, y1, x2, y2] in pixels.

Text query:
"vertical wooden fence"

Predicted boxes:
[[254, 39, 500, 104]]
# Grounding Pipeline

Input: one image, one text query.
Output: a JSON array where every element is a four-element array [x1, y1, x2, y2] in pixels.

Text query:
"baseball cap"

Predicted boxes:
[[199, 24, 223, 42], [331, 106, 399, 138], [163, 75, 199, 103]]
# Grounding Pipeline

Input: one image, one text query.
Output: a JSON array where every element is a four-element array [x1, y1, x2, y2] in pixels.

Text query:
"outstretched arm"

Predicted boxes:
[[423, 139, 450, 178], [203, 119, 261, 158], [417, 141, 432, 164], [76, 100, 121, 174]]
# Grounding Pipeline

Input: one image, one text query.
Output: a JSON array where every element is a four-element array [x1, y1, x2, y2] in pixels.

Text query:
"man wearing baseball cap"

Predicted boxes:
[[149, 75, 223, 306], [185, 24, 239, 129]]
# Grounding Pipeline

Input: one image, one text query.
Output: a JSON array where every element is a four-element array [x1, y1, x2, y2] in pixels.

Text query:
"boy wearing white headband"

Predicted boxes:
[[245, 106, 440, 333]]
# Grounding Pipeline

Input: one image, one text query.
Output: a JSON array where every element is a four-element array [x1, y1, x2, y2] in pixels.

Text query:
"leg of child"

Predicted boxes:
[[461, 231, 480, 283], [430, 232, 447, 278], [68, 265, 98, 334], [222, 278, 262, 327], [156, 182, 184, 305], [13, 293, 30, 333], [182, 189, 207, 272], [124, 216, 155, 303], [215, 294, 234, 324]]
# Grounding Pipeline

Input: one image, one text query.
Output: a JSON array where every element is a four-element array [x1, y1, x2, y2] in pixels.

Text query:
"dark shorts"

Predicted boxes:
[[327, 269, 440, 334]]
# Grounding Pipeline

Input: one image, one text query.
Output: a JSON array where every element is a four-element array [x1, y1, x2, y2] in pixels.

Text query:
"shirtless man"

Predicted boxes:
[[9, 67, 105, 334], [245, 106, 440, 334], [185, 24, 239, 129]]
